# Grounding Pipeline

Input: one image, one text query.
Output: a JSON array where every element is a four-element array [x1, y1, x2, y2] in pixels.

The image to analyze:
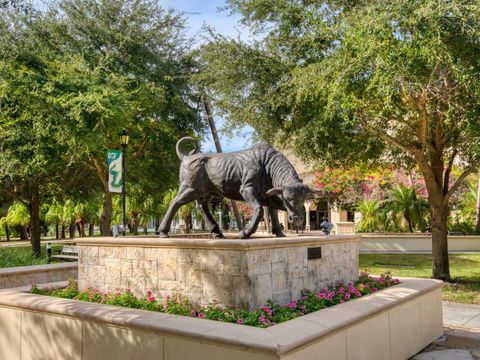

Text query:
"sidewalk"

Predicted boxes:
[[411, 302, 480, 359], [443, 302, 480, 330]]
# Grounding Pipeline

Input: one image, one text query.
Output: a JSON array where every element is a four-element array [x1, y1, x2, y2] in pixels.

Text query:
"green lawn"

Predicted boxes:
[[0, 244, 63, 268], [360, 253, 480, 304]]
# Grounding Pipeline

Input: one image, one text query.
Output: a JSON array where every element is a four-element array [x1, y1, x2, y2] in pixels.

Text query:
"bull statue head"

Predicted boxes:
[[266, 182, 325, 228]]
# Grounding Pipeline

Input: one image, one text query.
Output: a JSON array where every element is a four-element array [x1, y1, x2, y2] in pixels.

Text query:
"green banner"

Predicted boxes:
[[108, 150, 122, 193]]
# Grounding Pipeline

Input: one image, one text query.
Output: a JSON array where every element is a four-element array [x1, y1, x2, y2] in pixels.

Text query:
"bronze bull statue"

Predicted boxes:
[[159, 137, 321, 239]]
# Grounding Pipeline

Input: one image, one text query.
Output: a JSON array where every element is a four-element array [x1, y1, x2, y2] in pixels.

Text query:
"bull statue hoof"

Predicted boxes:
[[274, 231, 286, 238], [210, 232, 225, 239], [159, 231, 169, 238], [239, 230, 250, 239]]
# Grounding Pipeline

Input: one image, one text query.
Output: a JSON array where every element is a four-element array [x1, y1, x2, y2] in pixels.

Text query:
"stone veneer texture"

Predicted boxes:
[[78, 236, 359, 311]]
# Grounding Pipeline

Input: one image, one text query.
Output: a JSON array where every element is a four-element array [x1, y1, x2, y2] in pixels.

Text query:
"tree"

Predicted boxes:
[[1, 202, 30, 240], [0, 7, 72, 256], [199, 0, 480, 280], [38, 0, 204, 236]]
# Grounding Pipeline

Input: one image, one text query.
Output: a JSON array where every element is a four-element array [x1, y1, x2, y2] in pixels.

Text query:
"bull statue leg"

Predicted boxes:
[[197, 199, 224, 238], [239, 187, 264, 239], [158, 187, 197, 238], [268, 207, 285, 237]]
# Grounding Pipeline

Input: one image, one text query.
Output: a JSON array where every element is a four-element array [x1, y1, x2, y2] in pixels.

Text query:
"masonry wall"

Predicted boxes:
[[0, 278, 443, 360], [0, 263, 78, 289], [77, 236, 359, 311]]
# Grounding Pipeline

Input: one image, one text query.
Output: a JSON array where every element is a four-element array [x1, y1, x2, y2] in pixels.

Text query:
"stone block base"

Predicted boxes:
[[77, 235, 359, 311]]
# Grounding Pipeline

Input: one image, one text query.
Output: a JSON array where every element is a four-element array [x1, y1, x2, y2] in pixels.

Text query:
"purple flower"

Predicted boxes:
[[236, 318, 244, 325]]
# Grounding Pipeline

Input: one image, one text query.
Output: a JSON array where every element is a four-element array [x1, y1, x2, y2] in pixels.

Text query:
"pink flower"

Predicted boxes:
[[345, 293, 351, 300], [317, 292, 326, 299], [372, 288, 378, 292], [190, 310, 196, 317], [198, 313, 205, 319], [148, 296, 155, 302], [146, 290, 152, 296], [236, 318, 244, 325]]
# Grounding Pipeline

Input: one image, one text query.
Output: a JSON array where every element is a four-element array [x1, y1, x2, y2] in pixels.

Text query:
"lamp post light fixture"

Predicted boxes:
[[120, 129, 129, 236]]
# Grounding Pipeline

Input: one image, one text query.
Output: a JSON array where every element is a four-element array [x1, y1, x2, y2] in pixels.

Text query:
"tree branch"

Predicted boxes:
[[444, 160, 480, 205], [92, 157, 108, 192], [443, 150, 457, 195], [359, 118, 417, 155]]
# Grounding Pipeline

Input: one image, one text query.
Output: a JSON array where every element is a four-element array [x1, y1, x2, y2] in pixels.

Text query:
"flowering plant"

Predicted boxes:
[[32, 273, 399, 328]]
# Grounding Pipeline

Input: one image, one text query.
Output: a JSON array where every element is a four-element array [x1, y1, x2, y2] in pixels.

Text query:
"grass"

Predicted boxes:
[[360, 253, 480, 304], [0, 244, 63, 268]]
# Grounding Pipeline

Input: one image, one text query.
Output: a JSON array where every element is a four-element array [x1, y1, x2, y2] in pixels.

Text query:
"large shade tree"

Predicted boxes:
[[199, 0, 480, 280], [0, 7, 71, 255], [38, 0, 203, 235]]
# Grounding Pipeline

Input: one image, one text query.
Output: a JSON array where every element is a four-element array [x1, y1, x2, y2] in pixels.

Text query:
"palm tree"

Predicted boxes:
[[3, 202, 30, 240], [45, 203, 63, 239], [384, 185, 428, 232], [73, 202, 88, 237], [63, 200, 76, 239], [357, 199, 381, 232], [85, 200, 101, 237]]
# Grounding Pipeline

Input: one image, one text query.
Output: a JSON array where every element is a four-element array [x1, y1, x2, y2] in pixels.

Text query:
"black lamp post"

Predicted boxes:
[[120, 129, 129, 236]]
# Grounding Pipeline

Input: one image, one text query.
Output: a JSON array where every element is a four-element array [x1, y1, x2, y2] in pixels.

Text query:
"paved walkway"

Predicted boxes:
[[444, 302, 480, 330], [411, 302, 480, 359]]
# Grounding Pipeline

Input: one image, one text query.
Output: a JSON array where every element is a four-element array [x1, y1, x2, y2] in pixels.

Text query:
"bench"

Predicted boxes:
[[51, 245, 78, 262]]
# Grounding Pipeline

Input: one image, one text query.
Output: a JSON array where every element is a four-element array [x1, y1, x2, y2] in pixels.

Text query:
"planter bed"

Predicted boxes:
[[0, 277, 442, 360]]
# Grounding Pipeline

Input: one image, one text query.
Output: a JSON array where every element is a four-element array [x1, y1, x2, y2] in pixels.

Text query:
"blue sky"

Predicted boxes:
[[160, 0, 256, 152]]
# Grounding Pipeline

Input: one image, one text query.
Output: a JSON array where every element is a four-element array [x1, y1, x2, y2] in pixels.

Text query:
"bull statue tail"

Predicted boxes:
[[176, 137, 199, 160]]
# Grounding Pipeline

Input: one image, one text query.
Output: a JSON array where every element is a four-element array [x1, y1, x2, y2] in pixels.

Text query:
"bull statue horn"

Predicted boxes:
[[266, 187, 282, 196]]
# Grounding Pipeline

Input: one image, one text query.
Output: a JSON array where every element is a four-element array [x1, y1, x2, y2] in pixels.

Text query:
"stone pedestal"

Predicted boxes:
[[77, 235, 359, 311]]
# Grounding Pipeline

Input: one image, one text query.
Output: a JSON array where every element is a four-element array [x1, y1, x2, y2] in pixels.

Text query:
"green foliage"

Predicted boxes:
[[356, 199, 381, 232], [0, 202, 30, 227], [201, 0, 480, 279], [33, 272, 398, 327], [0, 246, 50, 268], [0, 0, 205, 242]]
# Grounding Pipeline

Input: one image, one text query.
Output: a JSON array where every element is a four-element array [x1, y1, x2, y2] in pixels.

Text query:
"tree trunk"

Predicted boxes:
[[100, 191, 112, 236], [430, 201, 450, 281], [203, 98, 243, 230], [29, 188, 41, 258], [184, 213, 192, 234], [68, 221, 76, 239], [55, 223, 59, 239], [61, 224, 66, 239], [5, 224, 10, 242], [475, 175, 480, 231], [88, 223, 94, 237], [77, 221, 85, 238], [19, 225, 28, 240], [144, 224, 148, 235], [131, 214, 139, 235]]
